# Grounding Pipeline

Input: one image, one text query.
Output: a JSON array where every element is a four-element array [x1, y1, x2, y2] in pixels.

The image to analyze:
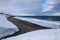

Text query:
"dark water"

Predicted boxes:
[[20, 16, 60, 21]]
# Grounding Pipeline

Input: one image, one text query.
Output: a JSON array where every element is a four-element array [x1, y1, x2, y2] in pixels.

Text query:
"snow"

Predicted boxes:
[[2, 29, 60, 40], [0, 15, 19, 38], [14, 17, 60, 29]]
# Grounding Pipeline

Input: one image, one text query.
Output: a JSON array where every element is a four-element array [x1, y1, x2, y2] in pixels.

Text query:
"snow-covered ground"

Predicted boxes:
[[0, 16, 60, 40], [2, 29, 60, 40], [14, 17, 60, 29], [0, 15, 19, 38]]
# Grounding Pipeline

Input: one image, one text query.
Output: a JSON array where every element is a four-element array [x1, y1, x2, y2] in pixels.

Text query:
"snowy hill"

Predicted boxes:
[[0, 15, 19, 38], [15, 17, 60, 29], [2, 29, 60, 40]]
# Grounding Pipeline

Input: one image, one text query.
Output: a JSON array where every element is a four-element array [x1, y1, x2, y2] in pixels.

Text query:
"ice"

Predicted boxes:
[[15, 17, 60, 29], [2, 29, 60, 40], [0, 15, 19, 38]]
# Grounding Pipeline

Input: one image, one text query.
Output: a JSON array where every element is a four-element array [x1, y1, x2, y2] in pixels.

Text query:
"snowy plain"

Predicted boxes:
[[3, 17, 59, 40], [15, 17, 60, 29], [2, 29, 60, 40], [0, 15, 19, 38]]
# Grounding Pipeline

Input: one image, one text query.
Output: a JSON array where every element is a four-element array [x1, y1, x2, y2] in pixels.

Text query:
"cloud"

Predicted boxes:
[[0, 0, 59, 16], [52, 13, 60, 16], [42, 0, 54, 12], [0, 0, 41, 16], [54, 0, 60, 4], [39, 0, 60, 16]]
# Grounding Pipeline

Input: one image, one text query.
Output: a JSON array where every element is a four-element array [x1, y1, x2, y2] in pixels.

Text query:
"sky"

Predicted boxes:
[[0, 0, 60, 16]]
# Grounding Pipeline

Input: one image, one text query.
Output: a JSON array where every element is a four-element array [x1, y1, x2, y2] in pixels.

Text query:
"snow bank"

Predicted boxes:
[[2, 29, 60, 40], [0, 15, 19, 38], [15, 17, 60, 29]]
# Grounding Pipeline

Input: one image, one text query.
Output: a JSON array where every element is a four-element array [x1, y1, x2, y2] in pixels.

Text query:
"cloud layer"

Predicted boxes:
[[0, 0, 60, 16]]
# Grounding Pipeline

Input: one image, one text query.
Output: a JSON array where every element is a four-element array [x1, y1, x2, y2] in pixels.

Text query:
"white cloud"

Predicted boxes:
[[42, 0, 54, 12], [52, 13, 60, 16], [0, 0, 57, 16], [42, 6, 54, 12], [0, 0, 40, 16]]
